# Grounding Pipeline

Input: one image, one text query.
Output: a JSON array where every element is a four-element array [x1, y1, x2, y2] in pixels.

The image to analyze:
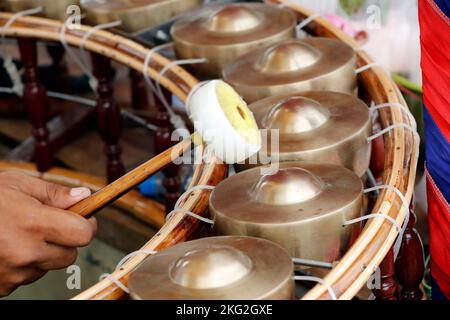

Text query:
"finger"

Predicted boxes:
[[15, 173, 91, 209], [36, 243, 78, 270], [34, 205, 96, 247], [16, 267, 47, 286], [1, 267, 46, 295]]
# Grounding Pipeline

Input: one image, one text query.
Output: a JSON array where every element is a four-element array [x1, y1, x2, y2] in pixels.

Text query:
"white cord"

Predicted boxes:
[[45, 91, 158, 131], [166, 207, 214, 225], [155, 58, 208, 130], [47, 91, 96, 106], [98, 249, 157, 295], [79, 20, 122, 77], [343, 213, 401, 232], [292, 257, 333, 269], [142, 42, 175, 98], [367, 123, 418, 142], [0, 7, 43, 42], [296, 13, 321, 36], [294, 276, 337, 300], [166, 185, 215, 224], [363, 185, 411, 259], [59, 18, 98, 92], [369, 102, 417, 131], [354, 62, 384, 75]]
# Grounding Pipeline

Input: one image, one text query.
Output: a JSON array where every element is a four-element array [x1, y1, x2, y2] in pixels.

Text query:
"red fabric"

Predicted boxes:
[[426, 168, 450, 299], [419, 0, 450, 142]]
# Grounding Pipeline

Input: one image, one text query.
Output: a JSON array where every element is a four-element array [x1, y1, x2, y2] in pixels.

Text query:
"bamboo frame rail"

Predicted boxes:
[[267, 0, 419, 300]]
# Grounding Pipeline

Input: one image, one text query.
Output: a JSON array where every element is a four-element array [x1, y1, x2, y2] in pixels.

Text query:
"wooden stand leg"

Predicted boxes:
[[373, 249, 398, 300], [129, 69, 149, 110], [91, 53, 125, 182], [17, 38, 53, 172], [395, 201, 425, 300], [46, 42, 70, 93], [154, 86, 180, 213]]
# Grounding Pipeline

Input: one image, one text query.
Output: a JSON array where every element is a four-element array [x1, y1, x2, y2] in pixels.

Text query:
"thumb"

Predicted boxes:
[[18, 174, 92, 209], [42, 183, 91, 209]]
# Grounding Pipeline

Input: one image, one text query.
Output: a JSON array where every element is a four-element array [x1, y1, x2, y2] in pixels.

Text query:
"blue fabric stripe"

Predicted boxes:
[[434, 0, 450, 19], [424, 105, 450, 201]]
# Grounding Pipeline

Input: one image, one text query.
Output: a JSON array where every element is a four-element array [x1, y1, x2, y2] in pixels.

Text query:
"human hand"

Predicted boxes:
[[0, 171, 97, 296]]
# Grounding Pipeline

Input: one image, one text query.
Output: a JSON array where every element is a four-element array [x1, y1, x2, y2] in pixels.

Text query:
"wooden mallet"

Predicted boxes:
[[69, 80, 261, 217]]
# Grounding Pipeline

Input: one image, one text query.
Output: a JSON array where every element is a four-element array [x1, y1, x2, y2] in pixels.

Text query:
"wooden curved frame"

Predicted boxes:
[[0, 0, 419, 300], [267, 0, 419, 300]]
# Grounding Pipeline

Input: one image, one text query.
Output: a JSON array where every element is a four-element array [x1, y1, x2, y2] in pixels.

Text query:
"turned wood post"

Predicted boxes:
[[373, 248, 398, 300], [395, 200, 425, 300], [18, 38, 53, 172], [46, 42, 70, 93], [153, 85, 180, 213], [129, 69, 149, 110], [91, 52, 125, 182]]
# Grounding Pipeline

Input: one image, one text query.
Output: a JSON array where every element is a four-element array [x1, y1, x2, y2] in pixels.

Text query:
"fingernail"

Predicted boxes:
[[70, 187, 91, 198]]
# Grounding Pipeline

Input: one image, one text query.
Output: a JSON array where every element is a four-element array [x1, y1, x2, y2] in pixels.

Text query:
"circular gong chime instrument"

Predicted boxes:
[[1, 0, 79, 20], [210, 162, 364, 263], [171, 3, 296, 78], [240, 91, 372, 178], [81, 0, 201, 33], [128, 236, 295, 300], [0, 0, 420, 300], [223, 38, 357, 103]]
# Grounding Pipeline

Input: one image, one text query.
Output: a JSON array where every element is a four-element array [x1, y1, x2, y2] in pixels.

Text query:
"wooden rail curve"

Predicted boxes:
[[268, 0, 419, 300]]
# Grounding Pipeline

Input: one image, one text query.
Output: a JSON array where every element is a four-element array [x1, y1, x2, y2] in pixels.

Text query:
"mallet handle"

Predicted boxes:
[[69, 138, 192, 217]]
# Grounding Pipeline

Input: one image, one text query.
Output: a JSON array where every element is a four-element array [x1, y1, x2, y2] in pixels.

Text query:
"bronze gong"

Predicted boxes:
[[223, 38, 357, 102], [128, 236, 295, 300], [239, 91, 372, 178], [170, 3, 296, 78], [210, 162, 363, 263], [81, 0, 201, 33], [1, 0, 79, 20]]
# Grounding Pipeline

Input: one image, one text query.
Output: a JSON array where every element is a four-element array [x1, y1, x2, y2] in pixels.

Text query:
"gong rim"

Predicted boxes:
[[81, 0, 202, 33], [171, 3, 296, 47], [243, 91, 372, 177], [2, 0, 79, 20], [171, 2, 296, 78], [210, 162, 363, 225], [128, 236, 295, 300], [223, 37, 357, 102], [210, 162, 363, 262]]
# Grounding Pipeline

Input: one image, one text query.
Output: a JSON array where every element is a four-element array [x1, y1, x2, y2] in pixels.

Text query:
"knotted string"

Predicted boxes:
[[292, 257, 333, 269], [59, 17, 97, 91], [155, 58, 208, 130], [296, 13, 321, 37], [79, 20, 122, 81], [367, 123, 418, 142], [294, 275, 337, 300], [369, 101, 417, 130], [142, 42, 174, 98], [165, 185, 215, 224], [98, 249, 157, 296]]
